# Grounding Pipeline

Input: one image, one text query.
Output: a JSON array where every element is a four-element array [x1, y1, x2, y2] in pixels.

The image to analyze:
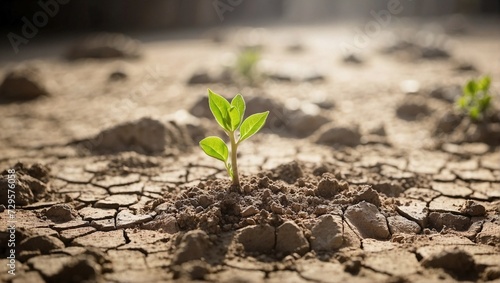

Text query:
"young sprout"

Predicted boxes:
[[457, 76, 492, 121], [199, 89, 269, 187], [235, 48, 261, 83]]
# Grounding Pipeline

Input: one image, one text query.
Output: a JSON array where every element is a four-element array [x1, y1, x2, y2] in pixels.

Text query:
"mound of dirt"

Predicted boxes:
[[65, 33, 142, 60], [0, 163, 50, 206], [78, 117, 200, 155], [434, 109, 500, 146], [0, 64, 50, 101]]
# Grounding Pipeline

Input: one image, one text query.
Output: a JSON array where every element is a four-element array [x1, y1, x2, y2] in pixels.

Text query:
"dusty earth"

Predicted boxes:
[[1, 18, 500, 283]]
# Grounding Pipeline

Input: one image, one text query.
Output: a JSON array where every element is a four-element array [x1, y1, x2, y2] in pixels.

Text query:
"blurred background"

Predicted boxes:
[[1, 0, 500, 32]]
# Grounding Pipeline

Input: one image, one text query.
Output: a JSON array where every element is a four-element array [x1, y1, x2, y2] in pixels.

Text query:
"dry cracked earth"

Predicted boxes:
[[1, 19, 500, 283]]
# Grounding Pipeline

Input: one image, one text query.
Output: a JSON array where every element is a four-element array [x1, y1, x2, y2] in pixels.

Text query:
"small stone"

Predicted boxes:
[[345, 201, 390, 240], [310, 214, 343, 251], [173, 230, 210, 264], [276, 221, 309, 256], [241, 206, 259, 217], [236, 224, 275, 254]]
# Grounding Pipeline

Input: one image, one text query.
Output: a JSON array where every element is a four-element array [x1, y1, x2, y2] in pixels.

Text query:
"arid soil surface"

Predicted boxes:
[[1, 19, 500, 283]]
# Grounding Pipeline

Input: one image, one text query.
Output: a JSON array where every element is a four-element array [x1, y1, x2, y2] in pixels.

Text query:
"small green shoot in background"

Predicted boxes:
[[199, 89, 269, 187], [234, 48, 261, 84], [457, 76, 492, 121]]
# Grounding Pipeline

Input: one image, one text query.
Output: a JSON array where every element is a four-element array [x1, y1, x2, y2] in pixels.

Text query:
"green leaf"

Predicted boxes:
[[478, 76, 491, 91], [239, 111, 269, 143], [464, 80, 477, 97], [208, 89, 231, 131], [478, 96, 492, 112], [199, 136, 229, 163], [456, 97, 467, 109], [231, 94, 246, 127], [469, 107, 480, 120], [228, 106, 241, 131]]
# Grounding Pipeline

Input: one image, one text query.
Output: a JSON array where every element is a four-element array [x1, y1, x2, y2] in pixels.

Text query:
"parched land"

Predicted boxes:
[[1, 19, 500, 283]]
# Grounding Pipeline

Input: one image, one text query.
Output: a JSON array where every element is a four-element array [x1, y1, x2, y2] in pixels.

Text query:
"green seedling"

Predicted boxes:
[[199, 89, 269, 187], [457, 76, 492, 121], [234, 48, 261, 83]]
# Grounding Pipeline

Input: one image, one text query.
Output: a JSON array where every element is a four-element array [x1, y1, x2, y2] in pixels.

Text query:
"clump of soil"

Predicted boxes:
[[65, 32, 142, 60], [434, 108, 500, 146], [0, 63, 50, 101], [0, 163, 50, 206], [75, 117, 196, 155], [154, 161, 393, 254]]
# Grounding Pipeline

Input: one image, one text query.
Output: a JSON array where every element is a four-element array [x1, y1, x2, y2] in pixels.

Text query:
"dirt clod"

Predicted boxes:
[[19, 235, 65, 254], [310, 214, 343, 251], [65, 32, 142, 60], [459, 200, 486, 217], [345, 201, 390, 240], [316, 173, 348, 198], [173, 230, 211, 265], [0, 163, 50, 206], [0, 64, 49, 101], [428, 212, 471, 231], [43, 204, 76, 222], [276, 221, 310, 256], [313, 123, 362, 147], [236, 224, 275, 254], [421, 248, 476, 278], [84, 117, 193, 154]]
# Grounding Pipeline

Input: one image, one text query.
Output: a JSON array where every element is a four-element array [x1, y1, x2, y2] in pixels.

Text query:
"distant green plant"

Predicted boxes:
[[457, 76, 492, 121], [199, 89, 269, 187], [234, 48, 261, 83]]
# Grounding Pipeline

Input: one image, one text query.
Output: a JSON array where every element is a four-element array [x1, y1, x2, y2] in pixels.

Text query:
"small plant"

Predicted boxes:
[[199, 89, 269, 187], [457, 76, 492, 121], [234, 48, 261, 83]]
